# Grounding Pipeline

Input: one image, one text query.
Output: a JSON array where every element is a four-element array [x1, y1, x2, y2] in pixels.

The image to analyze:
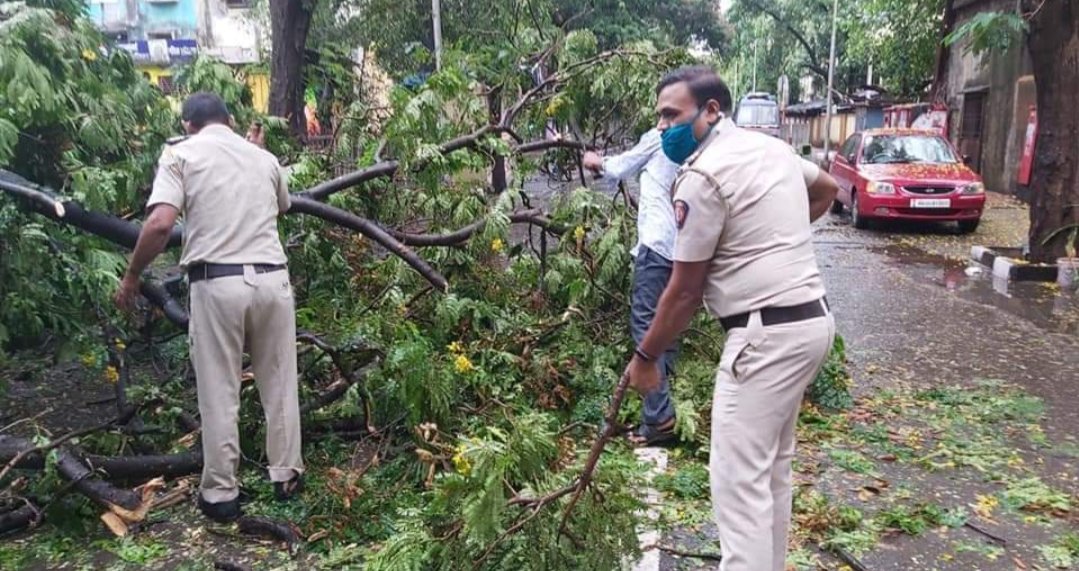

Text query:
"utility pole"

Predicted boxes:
[[822, 0, 839, 158], [752, 38, 758, 92], [432, 0, 443, 71]]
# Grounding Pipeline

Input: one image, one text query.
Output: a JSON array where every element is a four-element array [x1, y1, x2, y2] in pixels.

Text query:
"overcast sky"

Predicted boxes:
[[720, 0, 732, 12]]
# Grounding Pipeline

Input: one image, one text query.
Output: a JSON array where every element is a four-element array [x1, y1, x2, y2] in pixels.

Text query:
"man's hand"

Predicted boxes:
[[625, 356, 661, 395], [246, 122, 265, 148], [582, 151, 604, 173], [113, 273, 140, 312]]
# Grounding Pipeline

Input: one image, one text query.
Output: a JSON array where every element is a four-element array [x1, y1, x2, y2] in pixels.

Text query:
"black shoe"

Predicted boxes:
[[198, 494, 242, 523], [274, 475, 304, 501]]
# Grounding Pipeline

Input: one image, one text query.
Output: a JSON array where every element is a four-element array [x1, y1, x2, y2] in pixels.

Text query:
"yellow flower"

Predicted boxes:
[[452, 445, 472, 476], [114, 338, 125, 351], [490, 238, 504, 253], [446, 341, 464, 354], [81, 48, 97, 62], [573, 225, 586, 241], [454, 354, 474, 374], [104, 365, 119, 384], [81, 353, 96, 368]]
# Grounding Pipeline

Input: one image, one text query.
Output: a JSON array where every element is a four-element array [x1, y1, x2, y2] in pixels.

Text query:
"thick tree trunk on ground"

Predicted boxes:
[[1026, 0, 1079, 262], [0, 502, 42, 535], [269, 0, 316, 139], [0, 436, 142, 511]]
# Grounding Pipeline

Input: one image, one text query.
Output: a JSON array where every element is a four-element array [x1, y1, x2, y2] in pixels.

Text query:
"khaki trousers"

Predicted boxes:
[[189, 267, 303, 503], [710, 305, 835, 571]]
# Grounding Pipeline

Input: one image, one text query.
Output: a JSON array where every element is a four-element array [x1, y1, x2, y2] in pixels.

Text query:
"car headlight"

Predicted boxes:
[[961, 182, 985, 194], [866, 181, 897, 195]]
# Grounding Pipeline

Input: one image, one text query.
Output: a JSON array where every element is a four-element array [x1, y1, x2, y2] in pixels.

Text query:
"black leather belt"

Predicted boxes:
[[720, 297, 829, 331], [187, 263, 286, 283]]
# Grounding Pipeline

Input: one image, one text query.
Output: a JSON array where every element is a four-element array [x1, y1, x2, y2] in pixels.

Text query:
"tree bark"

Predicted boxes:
[[1025, 0, 1079, 262], [0, 436, 142, 511], [269, 0, 316, 139], [930, 0, 957, 103], [0, 502, 42, 536]]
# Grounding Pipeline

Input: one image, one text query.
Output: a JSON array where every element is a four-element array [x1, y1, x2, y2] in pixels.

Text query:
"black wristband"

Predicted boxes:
[[634, 346, 655, 362]]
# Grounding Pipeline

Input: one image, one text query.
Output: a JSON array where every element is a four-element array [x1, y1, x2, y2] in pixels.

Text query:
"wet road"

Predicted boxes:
[[651, 210, 1079, 571], [815, 215, 1079, 442]]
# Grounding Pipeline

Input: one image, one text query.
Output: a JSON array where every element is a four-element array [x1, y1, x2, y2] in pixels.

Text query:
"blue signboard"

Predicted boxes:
[[116, 39, 198, 65]]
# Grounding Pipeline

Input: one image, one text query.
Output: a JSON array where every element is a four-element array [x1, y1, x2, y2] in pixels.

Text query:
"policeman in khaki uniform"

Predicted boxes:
[[115, 93, 303, 522], [626, 67, 841, 571]]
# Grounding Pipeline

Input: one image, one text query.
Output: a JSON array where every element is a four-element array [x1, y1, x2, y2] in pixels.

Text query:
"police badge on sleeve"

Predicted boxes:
[[673, 199, 689, 230]]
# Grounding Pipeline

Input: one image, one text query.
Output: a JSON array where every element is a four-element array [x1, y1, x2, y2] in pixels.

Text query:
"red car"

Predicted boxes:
[[827, 129, 986, 233]]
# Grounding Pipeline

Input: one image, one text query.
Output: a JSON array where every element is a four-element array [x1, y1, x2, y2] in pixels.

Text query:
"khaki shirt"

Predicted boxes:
[[147, 124, 290, 268], [672, 118, 826, 318]]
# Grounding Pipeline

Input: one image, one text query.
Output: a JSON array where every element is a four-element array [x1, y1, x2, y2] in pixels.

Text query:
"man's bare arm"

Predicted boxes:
[[807, 169, 840, 222], [124, 205, 179, 281]]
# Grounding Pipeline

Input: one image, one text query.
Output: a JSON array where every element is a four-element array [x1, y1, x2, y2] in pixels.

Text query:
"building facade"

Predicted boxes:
[[85, 0, 268, 109], [942, 0, 1036, 200]]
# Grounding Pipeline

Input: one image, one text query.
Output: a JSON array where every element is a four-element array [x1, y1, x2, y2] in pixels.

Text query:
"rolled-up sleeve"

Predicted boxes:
[[603, 129, 661, 181], [672, 170, 728, 263], [147, 148, 184, 211], [799, 157, 821, 188]]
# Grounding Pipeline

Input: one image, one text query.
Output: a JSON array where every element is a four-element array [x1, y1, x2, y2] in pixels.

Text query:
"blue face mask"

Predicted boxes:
[[661, 108, 715, 164]]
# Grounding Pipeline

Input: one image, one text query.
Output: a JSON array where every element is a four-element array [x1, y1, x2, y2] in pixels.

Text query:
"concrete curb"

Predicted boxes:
[[630, 447, 668, 571], [970, 245, 1059, 282]]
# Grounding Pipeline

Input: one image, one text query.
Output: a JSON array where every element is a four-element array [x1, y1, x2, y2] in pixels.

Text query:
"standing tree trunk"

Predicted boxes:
[[930, 0, 957, 103], [1025, 0, 1079, 262], [269, 0, 317, 139]]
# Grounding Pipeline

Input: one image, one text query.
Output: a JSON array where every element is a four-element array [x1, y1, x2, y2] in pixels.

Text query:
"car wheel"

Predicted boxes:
[[830, 199, 844, 214], [852, 191, 869, 229], [958, 219, 980, 234]]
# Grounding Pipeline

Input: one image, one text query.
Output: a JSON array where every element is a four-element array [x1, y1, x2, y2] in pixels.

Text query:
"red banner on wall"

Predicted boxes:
[[1018, 105, 1038, 186]]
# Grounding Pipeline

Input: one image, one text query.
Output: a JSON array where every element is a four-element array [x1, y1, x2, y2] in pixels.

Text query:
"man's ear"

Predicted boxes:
[[705, 100, 723, 124]]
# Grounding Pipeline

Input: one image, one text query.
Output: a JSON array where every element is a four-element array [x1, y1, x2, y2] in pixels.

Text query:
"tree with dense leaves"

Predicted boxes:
[[728, 0, 943, 100], [944, 2, 1078, 263]]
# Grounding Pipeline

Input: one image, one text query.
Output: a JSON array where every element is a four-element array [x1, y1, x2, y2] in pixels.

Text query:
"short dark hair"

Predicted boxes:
[[181, 92, 230, 129], [657, 66, 733, 114]]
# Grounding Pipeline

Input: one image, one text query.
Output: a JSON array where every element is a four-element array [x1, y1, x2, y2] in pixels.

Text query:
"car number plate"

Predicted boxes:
[[911, 198, 951, 208]]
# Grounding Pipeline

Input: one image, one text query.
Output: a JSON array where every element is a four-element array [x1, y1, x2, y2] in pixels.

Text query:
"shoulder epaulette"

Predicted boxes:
[[165, 136, 190, 146]]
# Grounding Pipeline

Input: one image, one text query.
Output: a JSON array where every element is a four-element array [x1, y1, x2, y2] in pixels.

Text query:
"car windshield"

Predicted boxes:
[[735, 104, 779, 127], [861, 134, 958, 164]]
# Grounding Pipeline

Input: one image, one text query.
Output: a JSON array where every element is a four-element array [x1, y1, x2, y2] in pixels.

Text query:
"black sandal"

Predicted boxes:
[[628, 420, 678, 448]]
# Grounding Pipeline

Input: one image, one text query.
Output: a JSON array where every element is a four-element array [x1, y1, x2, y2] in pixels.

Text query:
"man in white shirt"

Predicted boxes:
[[583, 131, 680, 446]]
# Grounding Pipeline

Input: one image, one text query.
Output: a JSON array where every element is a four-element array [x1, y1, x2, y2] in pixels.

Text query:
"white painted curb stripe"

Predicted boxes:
[[630, 447, 668, 571]]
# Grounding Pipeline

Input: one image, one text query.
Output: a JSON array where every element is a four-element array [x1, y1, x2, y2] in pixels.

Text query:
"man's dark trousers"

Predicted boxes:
[[630, 246, 677, 425]]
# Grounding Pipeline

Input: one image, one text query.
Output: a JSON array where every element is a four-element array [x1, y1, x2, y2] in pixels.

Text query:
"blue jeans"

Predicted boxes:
[[631, 246, 677, 425]]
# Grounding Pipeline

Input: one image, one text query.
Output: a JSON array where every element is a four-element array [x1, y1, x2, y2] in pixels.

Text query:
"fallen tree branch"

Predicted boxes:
[[0, 170, 183, 250], [511, 139, 587, 155], [964, 521, 1007, 546], [213, 562, 252, 571], [643, 543, 723, 562], [495, 371, 632, 553], [822, 543, 869, 571], [0, 405, 138, 485], [302, 125, 503, 201], [387, 208, 563, 247], [0, 500, 42, 536], [1, 169, 448, 293], [237, 515, 302, 557], [300, 361, 380, 415], [139, 279, 190, 330], [287, 196, 448, 291], [0, 447, 203, 482]]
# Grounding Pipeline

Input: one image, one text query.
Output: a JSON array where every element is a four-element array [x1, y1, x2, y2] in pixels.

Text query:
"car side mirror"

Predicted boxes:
[[962, 154, 973, 165]]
